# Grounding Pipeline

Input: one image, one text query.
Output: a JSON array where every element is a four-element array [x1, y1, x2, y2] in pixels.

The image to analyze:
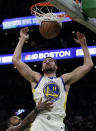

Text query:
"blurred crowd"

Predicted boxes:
[[64, 114, 96, 131], [64, 86, 96, 131]]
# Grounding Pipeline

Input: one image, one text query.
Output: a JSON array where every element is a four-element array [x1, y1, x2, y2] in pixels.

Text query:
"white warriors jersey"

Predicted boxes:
[[32, 76, 68, 119]]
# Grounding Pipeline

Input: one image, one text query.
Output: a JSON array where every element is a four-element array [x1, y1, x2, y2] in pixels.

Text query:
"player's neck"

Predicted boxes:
[[44, 72, 56, 77]]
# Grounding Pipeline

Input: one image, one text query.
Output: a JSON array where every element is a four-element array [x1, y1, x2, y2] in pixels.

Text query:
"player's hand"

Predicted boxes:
[[37, 98, 53, 112], [74, 32, 87, 45], [20, 27, 29, 40]]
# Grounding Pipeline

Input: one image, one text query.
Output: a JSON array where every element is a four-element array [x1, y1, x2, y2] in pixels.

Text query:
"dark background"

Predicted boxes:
[[0, 0, 96, 130]]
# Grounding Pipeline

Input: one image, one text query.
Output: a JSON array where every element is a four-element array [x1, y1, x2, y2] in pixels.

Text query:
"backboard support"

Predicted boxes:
[[47, 0, 96, 33]]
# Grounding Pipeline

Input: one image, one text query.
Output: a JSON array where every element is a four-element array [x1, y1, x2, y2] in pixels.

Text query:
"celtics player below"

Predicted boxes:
[[12, 27, 93, 131]]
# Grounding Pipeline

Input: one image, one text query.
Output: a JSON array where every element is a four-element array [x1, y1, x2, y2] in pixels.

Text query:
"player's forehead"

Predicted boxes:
[[43, 57, 55, 62], [11, 116, 20, 120]]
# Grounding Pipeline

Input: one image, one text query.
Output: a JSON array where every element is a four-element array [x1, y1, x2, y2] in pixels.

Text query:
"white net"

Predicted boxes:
[[31, 2, 66, 27], [36, 13, 65, 22]]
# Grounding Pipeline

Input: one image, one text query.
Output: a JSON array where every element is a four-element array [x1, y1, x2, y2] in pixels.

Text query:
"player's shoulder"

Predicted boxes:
[[6, 127, 15, 131]]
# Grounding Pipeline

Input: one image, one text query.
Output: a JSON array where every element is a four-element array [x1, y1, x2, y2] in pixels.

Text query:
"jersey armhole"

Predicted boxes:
[[61, 77, 66, 92], [34, 77, 43, 89]]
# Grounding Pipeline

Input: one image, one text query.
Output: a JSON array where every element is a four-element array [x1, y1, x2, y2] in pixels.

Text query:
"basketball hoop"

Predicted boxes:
[[30, 2, 67, 39], [30, 2, 66, 25]]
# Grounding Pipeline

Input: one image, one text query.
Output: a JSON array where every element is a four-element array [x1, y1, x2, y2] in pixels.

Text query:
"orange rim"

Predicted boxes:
[[31, 2, 53, 8]]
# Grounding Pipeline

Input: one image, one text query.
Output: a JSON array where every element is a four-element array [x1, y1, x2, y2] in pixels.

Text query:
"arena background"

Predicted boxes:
[[0, 0, 96, 130]]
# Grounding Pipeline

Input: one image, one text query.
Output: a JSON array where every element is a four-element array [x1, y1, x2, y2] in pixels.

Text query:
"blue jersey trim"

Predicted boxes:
[[48, 77, 57, 79], [34, 77, 42, 89], [61, 77, 66, 92]]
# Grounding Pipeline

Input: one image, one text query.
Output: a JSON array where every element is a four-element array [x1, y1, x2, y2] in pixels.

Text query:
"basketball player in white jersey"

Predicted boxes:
[[12, 27, 93, 131]]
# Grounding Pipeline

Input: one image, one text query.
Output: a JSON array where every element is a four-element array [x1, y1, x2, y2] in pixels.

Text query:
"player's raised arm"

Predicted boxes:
[[6, 98, 53, 131], [12, 27, 41, 83], [61, 32, 93, 91]]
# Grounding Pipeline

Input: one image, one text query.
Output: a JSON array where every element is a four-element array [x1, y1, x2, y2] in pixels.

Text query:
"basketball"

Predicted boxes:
[[39, 21, 61, 39]]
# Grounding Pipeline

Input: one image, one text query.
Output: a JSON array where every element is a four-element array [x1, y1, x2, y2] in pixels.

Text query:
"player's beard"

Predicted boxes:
[[43, 66, 56, 74]]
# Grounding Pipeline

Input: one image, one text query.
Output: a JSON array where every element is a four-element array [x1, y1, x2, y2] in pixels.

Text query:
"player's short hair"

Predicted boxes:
[[42, 57, 57, 66], [7, 117, 11, 128]]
